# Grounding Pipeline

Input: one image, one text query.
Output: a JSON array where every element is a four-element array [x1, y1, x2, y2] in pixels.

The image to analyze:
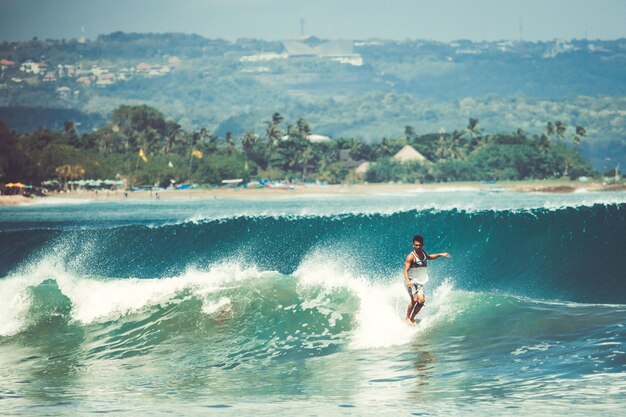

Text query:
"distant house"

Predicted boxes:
[[0, 59, 15, 66], [355, 162, 371, 177], [306, 134, 331, 143], [136, 63, 151, 72], [20, 60, 41, 74], [339, 149, 367, 170], [95, 79, 113, 87], [281, 36, 363, 66], [392, 145, 429, 164], [56, 86, 71, 97], [281, 134, 331, 143], [76, 76, 91, 85], [43, 72, 57, 82]]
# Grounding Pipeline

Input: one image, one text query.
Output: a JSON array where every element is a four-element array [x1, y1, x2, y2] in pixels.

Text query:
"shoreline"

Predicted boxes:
[[1, 180, 624, 206]]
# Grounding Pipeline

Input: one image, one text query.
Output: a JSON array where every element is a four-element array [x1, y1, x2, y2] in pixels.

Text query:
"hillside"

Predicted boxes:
[[0, 32, 625, 169]]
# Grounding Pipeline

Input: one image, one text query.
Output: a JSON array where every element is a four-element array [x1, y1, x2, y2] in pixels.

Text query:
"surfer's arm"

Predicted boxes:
[[426, 252, 451, 260], [403, 255, 412, 287]]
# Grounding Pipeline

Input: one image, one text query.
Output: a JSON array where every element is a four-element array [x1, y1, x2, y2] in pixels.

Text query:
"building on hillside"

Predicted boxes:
[[392, 145, 429, 164], [240, 53, 288, 63], [136, 63, 151, 72], [20, 60, 41, 74], [76, 76, 91, 85], [355, 162, 371, 178], [339, 149, 368, 170], [95, 79, 113, 88], [281, 134, 331, 143], [56, 86, 71, 97], [43, 72, 57, 82], [281, 36, 363, 66]]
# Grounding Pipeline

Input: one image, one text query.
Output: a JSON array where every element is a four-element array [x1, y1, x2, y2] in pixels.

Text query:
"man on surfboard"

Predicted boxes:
[[405, 234, 451, 324]]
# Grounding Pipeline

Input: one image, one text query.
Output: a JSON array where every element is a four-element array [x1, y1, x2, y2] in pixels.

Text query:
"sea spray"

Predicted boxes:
[[1, 194, 626, 416]]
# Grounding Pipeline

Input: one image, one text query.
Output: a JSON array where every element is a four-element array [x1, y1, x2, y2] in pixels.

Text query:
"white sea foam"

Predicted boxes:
[[293, 249, 458, 350], [0, 275, 35, 336], [175, 192, 626, 224], [20, 197, 93, 206], [0, 256, 75, 336], [0, 250, 271, 334]]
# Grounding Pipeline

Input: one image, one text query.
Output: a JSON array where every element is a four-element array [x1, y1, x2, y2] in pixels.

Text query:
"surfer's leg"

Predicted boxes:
[[406, 302, 415, 323], [410, 293, 425, 320], [406, 286, 415, 322]]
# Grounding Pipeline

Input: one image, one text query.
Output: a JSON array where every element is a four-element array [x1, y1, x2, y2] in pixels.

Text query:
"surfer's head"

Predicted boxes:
[[412, 235, 424, 248]]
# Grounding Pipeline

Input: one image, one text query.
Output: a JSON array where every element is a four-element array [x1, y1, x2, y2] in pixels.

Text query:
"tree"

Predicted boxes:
[[435, 131, 466, 161], [225, 132, 235, 154], [55, 164, 85, 191], [291, 118, 311, 140], [405, 125, 417, 142], [63, 120, 79, 147], [574, 125, 586, 145], [555, 120, 567, 138], [241, 131, 257, 155], [165, 121, 182, 154], [264, 112, 284, 147], [377, 137, 393, 158], [465, 118, 482, 151]]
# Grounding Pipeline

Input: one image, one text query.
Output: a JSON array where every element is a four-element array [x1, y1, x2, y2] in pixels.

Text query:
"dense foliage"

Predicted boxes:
[[0, 105, 595, 188], [0, 33, 624, 171]]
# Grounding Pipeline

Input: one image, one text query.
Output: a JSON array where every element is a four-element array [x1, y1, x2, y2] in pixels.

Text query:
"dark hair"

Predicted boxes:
[[412, 235, 424, 244]]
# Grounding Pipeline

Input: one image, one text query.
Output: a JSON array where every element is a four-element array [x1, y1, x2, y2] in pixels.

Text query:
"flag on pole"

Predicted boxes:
[[191, 149, 203, 159], [139, 149, 148, 163]]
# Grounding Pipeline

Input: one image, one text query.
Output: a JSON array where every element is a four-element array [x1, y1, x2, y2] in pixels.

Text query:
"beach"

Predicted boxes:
[[1, 179, 621, 206]]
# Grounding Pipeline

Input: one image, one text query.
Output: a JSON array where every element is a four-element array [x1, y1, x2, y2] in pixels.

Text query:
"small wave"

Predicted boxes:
[[20, 197, 94, 206]]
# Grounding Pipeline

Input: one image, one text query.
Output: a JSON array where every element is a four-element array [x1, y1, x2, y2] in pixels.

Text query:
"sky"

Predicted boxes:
[[0, 0, 625, 42]]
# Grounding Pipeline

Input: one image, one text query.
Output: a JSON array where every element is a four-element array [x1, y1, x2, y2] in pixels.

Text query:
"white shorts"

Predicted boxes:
[[407, 282, 425, 297]]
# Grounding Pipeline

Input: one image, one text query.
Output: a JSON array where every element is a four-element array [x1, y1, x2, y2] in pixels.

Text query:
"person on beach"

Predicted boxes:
[[404, 234, 451, 324]]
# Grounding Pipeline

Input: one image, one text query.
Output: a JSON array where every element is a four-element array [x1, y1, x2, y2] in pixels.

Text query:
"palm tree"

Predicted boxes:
[[291, 118, 311, 140], [299, 146, 314, 179], [377, 137, 392, 158], [225, 132, 234, 154], [574, 125, 586, 145], [55, 164, 85, 191], [165, 121, 182, 154], [465, 118, 482, 150], [241, 131, 257, 155], [264, 112, 284, 148], [555, 120, 567, 138], [404, 125, 416, 142], [435, 132, 466, 161], [272, 112, 284, 126], [537, 133, 550, 154]]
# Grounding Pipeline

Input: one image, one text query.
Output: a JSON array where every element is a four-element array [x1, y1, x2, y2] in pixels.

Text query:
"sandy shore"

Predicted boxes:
[[1, 180, 623, 206]]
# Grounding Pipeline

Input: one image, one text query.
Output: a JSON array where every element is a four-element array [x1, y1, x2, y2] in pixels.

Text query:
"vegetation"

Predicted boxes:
[[0, 105, 596, 188], [1, 33, 625, 171]]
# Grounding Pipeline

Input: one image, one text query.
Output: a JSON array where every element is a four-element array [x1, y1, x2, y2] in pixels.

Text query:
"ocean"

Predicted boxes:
[[1, 190, 625, 416]]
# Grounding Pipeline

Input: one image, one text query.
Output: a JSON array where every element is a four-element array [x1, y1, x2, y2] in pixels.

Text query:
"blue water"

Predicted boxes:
[[1, 191, 625, 416]]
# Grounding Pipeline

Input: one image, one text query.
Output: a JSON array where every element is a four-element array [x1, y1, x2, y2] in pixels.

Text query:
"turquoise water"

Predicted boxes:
[[1, 191, 625, 415]]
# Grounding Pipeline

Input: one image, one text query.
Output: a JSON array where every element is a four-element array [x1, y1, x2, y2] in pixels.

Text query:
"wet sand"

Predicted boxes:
[[0, 180, 621, 206]]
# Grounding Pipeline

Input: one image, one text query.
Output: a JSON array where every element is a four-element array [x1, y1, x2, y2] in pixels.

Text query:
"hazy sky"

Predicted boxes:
[[1, 0, 625, 42]]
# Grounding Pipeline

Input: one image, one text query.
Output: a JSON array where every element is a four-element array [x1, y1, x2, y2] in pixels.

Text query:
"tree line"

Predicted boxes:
[[0, 105, 595, 189]]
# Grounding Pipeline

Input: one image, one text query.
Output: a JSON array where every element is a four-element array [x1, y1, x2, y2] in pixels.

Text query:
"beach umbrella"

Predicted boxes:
[[6, 182, 25, 188]]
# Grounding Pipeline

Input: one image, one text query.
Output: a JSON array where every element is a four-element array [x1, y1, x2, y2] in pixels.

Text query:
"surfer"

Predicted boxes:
[[405, 234, 451, 325]]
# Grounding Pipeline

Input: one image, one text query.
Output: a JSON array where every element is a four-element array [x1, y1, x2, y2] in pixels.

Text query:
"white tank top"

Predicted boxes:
[[408, 250, 429, 285]]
